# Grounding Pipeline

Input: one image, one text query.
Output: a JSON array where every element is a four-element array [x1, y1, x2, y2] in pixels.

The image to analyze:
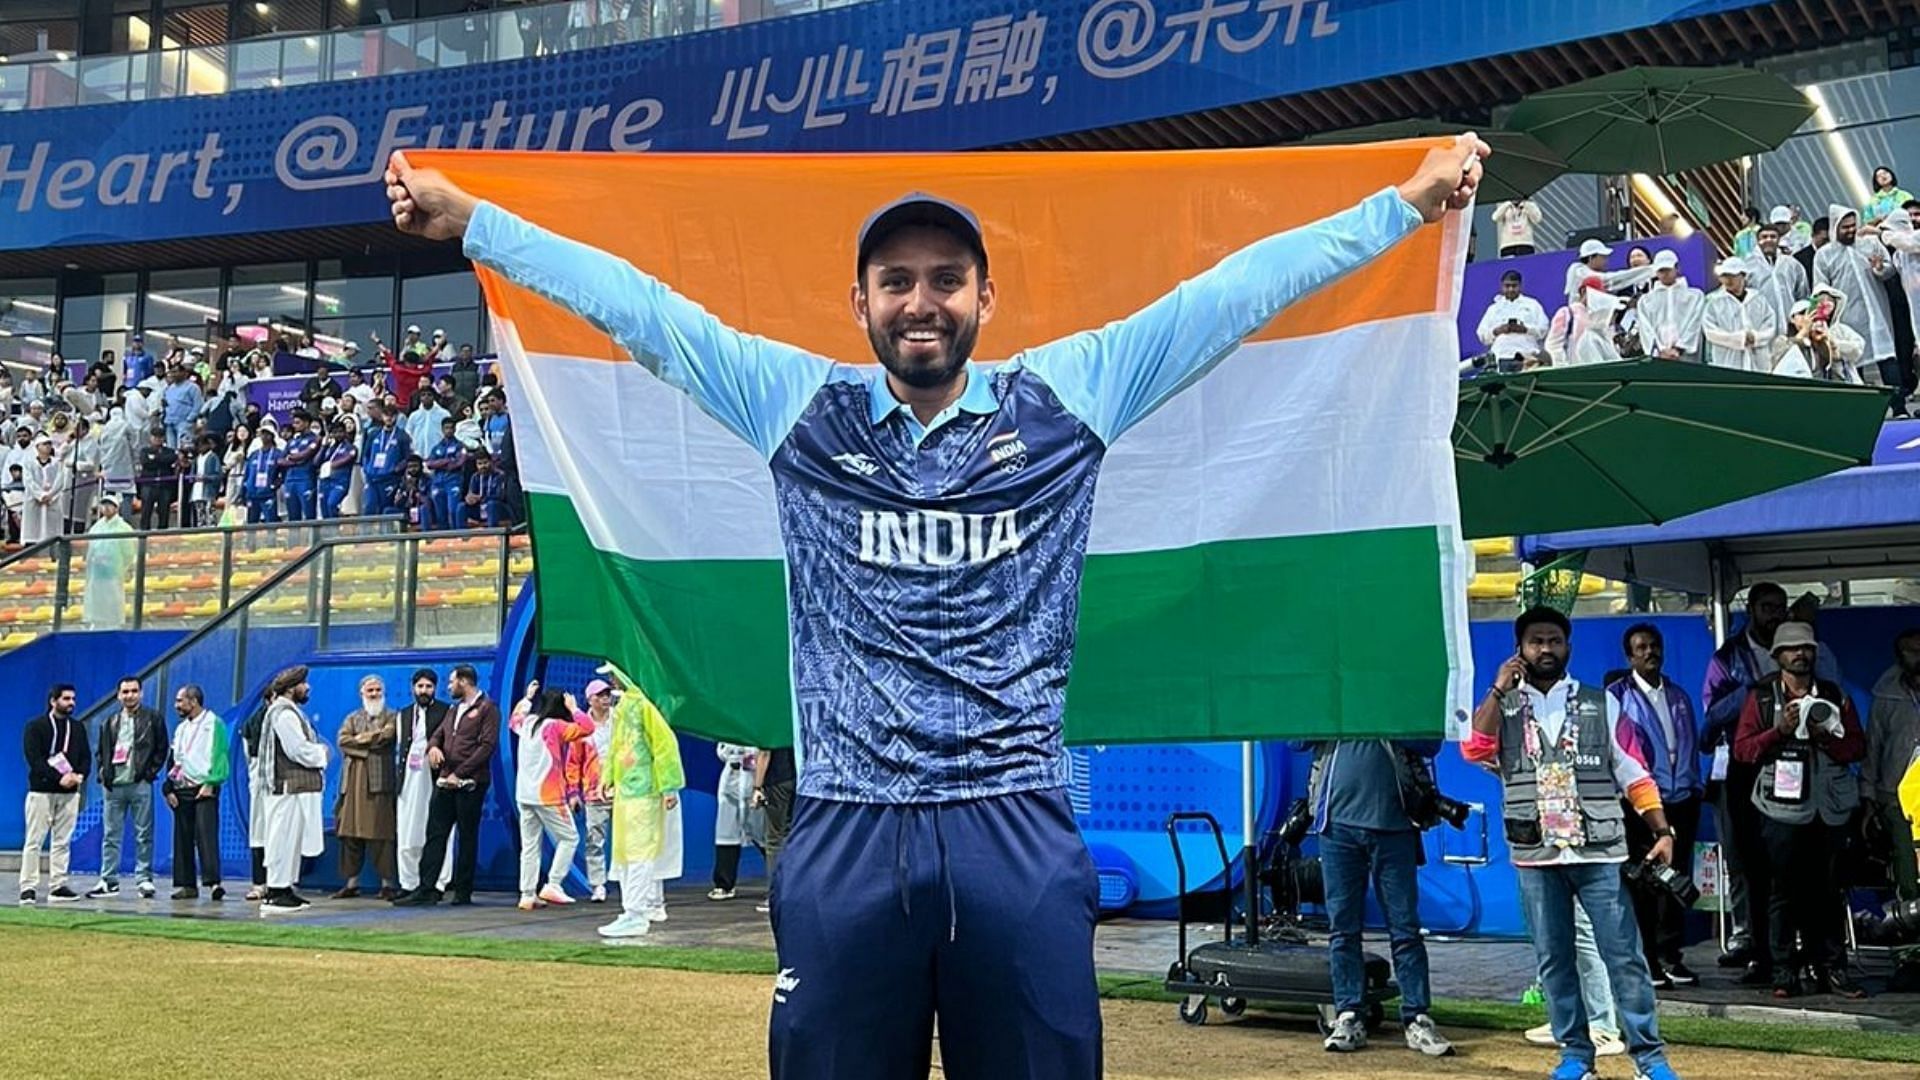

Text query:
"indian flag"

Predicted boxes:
[[415, 146, 1473, 748]]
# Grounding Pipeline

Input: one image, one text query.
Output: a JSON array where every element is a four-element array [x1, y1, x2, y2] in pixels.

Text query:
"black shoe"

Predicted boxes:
[[1772, 975, 1801, 1000], [84, 882, 119, 899], [1665, 962, 1699, 987], [449, 893, 473, 906], [210, 885, 226, 901], [170, 887, 199, 900], [1648, 962, 1673, 990], [259, 893, 313, 916], [1718, 937, 1753, 967], [47, 886, 80, 903], [1818, 968, 1868, 1000], [18, 889, 34, 906], [393, 888, 441, 907], [1737, 963, 1773, 987]]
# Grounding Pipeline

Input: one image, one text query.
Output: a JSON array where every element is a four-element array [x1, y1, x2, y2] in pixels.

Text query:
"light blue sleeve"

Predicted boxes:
[[1018, 187, 1425, 445], [462, 201, 834, 459]]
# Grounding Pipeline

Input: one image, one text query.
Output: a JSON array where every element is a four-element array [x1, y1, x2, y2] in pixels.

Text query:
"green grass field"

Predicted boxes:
[[1, 909, 1913, 1079]]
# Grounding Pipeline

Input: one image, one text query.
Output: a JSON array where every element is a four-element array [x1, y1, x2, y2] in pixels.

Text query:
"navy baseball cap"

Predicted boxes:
[[856, 193, 988, 276]]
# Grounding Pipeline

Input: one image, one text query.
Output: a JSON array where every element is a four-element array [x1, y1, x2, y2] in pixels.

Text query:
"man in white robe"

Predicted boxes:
[[1814, 205, 1900, 392], [1746, 221, 1808, 343], [395, 669, 453, 895], [1700, 260, 1779, 373], [260, 666, 329, 915], [20, 437, 67, 545], [1635, 251, 1705, 363]]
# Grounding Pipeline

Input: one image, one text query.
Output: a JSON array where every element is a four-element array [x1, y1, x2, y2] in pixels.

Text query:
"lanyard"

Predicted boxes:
[[1518, 684, 1579, 764], [48, 714, 69, 757]]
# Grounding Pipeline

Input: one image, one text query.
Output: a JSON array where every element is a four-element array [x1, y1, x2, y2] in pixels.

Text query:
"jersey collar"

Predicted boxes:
[[866, 362, 1000, 429]]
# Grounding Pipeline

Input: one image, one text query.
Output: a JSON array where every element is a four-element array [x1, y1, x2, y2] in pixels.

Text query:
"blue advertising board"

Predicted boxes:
[[0, 0, 1769, 251]]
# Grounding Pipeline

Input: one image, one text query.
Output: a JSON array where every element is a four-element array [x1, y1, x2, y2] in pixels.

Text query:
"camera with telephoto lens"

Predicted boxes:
[[1403, 752, 1472, 831], [1884, 897, 1920, 943], [1625, 858, 1701, 909]]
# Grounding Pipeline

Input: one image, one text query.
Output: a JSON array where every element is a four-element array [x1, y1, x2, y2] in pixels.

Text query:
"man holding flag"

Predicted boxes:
[[385, 137, 1486, 1079]]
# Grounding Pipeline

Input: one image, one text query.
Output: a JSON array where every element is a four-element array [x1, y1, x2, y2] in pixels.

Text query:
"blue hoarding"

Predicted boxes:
[[0, 0, 1768, 251]]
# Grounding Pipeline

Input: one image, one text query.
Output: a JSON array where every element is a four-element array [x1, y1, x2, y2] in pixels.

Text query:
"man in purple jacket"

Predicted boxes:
[[1609, 624, 1702, 988]]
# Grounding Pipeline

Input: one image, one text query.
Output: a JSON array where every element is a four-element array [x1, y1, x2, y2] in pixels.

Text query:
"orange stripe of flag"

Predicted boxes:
[[416, 145, 1456, 364]]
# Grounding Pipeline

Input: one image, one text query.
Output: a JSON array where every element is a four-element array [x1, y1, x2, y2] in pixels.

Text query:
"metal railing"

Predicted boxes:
[[0, 0, 872, 113], [68, 525, 528, 739], [0, 517, 402, 638]]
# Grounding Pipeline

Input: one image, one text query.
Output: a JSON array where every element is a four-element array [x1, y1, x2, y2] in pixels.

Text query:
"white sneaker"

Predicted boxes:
[[517, 894, 542, 911], [589, 885, 607, 903], [537, 884, 575, 905], [1403, 1014, 1454, 1057], [1525, 1022, 1558, 1046], [1593, 1029, 1626, 1057], [646, 906, 668, 923], [707, 887, 735, 901], [597, 913, 651, 938], [1323, 1011, 1367, 1052], [136, 881, 155, 899]]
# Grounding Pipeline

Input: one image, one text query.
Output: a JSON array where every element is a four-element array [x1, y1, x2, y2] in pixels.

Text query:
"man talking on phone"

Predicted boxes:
[[1463, 607, 1683, 1080]]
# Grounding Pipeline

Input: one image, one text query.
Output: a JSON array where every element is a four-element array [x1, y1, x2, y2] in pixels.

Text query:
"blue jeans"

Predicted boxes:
[[100, 782, 155, 887], [1516, 862, 1665, 1073], [1320, 823, 1430, 1020], [247, 494, 278, 524]]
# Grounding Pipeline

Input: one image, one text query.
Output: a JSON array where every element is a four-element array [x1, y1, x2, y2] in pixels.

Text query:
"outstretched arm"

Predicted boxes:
[[1019, 136, 1485, 444], [386, 154, 831, 459]]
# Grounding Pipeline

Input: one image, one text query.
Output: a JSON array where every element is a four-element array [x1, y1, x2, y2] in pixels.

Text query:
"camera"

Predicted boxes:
[[1800, 696, 1841, 730], [1425, 793, 1473, 830], [1625, 858, 1701, 909]]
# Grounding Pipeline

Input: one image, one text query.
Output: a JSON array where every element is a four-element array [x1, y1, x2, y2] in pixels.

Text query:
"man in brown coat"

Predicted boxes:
[[334, 674, 399, 899]]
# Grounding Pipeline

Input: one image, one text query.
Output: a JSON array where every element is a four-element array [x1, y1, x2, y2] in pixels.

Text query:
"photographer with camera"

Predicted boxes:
[[1732, 621, 1868, 999], [1299, 736, 1455, 1057], [1464, 607, 1683, 1080], [1608, 625, 1704, 989]]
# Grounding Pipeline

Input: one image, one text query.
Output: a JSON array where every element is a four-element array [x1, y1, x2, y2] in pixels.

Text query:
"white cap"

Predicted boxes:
[[343, 341, 360, 353], [1578, 239, 1613, 259], [406, 324, 421, 334], [1769, 205, 1792, 225], [1652, 250, 1679, 269], [432, 328, 445, 339], [1715, 258, 1749, 276]]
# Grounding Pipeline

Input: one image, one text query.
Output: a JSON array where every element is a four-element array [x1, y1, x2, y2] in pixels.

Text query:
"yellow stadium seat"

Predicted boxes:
[[1470, 537, 1514, 558]]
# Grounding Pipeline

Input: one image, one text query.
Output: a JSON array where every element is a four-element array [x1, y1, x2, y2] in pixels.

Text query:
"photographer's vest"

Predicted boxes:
[[1495, 682, 1628, 864], [268, 699, 324, 796], [1750, 676, 1859, 827]]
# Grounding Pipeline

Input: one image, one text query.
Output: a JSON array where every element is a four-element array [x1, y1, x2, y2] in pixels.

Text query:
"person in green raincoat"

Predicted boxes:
[[82, 495, 135, 629], [597, 664, 685, 939]]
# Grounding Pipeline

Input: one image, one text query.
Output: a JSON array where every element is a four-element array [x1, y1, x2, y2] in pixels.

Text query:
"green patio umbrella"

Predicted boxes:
[[1301, 121, 1567, 203], [1455, 361, 1885, 539], [1505, 66, 1814, 176]]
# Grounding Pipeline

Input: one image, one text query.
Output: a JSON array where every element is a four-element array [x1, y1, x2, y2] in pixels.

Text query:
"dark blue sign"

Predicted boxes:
[[0, 0, 1769, 251]]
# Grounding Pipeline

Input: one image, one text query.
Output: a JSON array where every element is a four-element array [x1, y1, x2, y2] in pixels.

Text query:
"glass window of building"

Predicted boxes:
[[0, 2, 82, 62], [227, 262, 311, 341], [60, 272, 139, 371], [233, 0, 326, 39], [310, 258, 395, 361], [0, 279, 60, 374], [401, 268, 485, 355], [143, 268, 223, 354], [159, 0, 232, 47]]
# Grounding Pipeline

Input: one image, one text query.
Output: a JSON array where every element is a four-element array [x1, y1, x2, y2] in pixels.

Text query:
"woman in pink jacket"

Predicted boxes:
[[509, 684, 596, 910]]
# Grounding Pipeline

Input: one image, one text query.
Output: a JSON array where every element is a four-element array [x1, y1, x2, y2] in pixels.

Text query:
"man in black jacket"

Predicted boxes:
[[19, 683, 90, 904], [394, 668, 452, 895], [89, 675, 170, 899], [395, 664, 498, 907]]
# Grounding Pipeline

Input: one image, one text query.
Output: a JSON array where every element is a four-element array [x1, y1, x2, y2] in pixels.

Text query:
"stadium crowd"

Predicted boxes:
[[0, 324, 520, 546], [1473, 167, 1920, 414]]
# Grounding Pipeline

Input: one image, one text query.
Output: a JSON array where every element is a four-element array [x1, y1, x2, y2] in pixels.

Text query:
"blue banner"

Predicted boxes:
[[0, 0, 1768, 251]]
